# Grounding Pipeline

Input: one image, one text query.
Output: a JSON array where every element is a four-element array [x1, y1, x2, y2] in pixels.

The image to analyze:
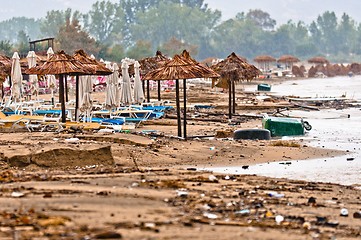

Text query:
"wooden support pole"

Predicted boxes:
[[158, 81, 161, 101], [147, 80, 150, 102], [228, 79, 232, 119], [183, 79, 187, 140], [232, 80, 236, 114], [176, 79, 181, 137], [64, 75, 69, 102], [59, 75, 66, 123], [75, 75, 79, 122]]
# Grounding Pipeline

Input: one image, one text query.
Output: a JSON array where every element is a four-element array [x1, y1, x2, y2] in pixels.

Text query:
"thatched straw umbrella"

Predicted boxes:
[[253, 55, 276, 72], [0, 54, 12, 75], [0, 55, 12, 98], [143, 50, 219, 139], [211, 52, 261, 119], [277, 55, 300, 69], [26, 50, 94, 123], [139, 51, 169, 102], [73, 49, 112, 121], [307, 56, 329, 65]]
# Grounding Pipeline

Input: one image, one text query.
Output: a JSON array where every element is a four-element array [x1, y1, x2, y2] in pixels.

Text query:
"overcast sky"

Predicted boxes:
[[1, 0, 361, 25]]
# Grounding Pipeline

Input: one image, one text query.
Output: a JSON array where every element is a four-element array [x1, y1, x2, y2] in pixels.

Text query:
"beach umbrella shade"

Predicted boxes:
[[0, 54, 12, 76], [253, 55, 276, 71], [139, 51, 169, 102], [27, 51, 39, 99], [105, 62, 117, 109], [143, 50, 219, 139], [112, 63, 120, 104], [277, 55, 300, 69], [120, 61, 133, 106], [133, 61, 144, 104], [26, 50, 94, 123], [78, 75, 93, 122], [308, 56, 329, 65], [10, 52, 23, 103], [211, 52, 261, 119], [46, 47, 57, 105], [73, 49, 112, 120]]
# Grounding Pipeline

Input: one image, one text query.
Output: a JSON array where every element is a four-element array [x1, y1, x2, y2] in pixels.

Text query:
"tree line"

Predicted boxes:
[[0, 0, 360, 63]]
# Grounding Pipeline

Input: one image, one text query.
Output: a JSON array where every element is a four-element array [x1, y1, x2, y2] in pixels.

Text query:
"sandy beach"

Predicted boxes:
[[0, 79, 360, 239]]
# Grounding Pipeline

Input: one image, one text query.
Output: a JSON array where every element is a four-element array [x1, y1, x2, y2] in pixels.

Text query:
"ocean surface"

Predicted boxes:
[[204, 76, 361, 186]]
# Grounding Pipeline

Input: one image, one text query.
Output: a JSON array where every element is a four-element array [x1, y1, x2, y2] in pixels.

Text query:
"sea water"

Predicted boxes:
[[205, 76, 361, 186]]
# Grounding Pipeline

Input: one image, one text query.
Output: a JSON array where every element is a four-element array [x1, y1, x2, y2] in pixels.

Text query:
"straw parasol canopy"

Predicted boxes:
[[211, 52, 261, 119], [277, 55, 300, 63], [212, 52, 261, 86], [26, 50, 95, 76], [254, 55, 276, 72], [254, 55, 276, 63], [143, 51, 219, 81], [144, 50, 219, 139], [73, 49, 112, 75], [277, 55, 300, 70], [308, 56, 329, 65], [26, 50, 95, 123], [0, 54, 12, 75], [139, 50, 169, 76]]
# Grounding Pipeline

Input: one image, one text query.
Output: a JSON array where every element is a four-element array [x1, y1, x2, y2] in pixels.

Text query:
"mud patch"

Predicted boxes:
[[4, 146, 114, 168]]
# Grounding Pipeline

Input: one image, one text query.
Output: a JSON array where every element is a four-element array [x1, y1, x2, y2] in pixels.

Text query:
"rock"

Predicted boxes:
[[94, 231, 122, 239], [353, 211, 361, 219]]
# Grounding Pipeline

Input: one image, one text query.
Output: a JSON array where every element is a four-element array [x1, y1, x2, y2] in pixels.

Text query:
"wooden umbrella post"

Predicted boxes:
[[59, 74, 66, 123], [64, 75, 69, 102], [176, 79, 181, 137], [142, 80, 145, 96], [228, 79, 232, 119], [75, 75, 79, 122], [232, 80, 236, 114], [158, 81, 161, 101], [183, 79, 187, 140], [147, 80, 150, 103]]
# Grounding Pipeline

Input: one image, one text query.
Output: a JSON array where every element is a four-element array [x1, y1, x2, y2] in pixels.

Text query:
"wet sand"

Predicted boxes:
[[0, 81, 360, 239]]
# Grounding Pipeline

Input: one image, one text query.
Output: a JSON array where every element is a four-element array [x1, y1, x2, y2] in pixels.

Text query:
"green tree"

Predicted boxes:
[[0, 17, 41, 43], [211, 17, 264, 58], [246, 9, 276, 31], [126, 40, 153, 60], [99, 43, 126, 62], [315, 11, 338, 54], [338, 13, 357, 54], [131, 2, 220, 58], [16, 30, 29, 56], [83, 1, 126, 44], [40, 8, 81, 38], [0, 40, 13, 56]]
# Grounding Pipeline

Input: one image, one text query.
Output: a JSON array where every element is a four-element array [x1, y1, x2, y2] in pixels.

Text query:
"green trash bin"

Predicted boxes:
[[257, 83, 271, 91], [262, 117, 306, 137]]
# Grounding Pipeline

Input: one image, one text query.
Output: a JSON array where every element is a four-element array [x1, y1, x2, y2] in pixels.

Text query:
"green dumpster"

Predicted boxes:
[[257, 83, 271, 91], [262, 117, 305, 137]]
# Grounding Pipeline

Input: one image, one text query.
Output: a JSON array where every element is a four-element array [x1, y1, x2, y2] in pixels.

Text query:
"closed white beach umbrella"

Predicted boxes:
[[10, 52, 23, 102], [46, 47, 56, 105], [112, 63, 120, 104], [26, 51, 39, 99], [133, 61, 144, 104], [120, 61, 133, 106], [105, 62, 117, 109], [79, 75, 93, 121]]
